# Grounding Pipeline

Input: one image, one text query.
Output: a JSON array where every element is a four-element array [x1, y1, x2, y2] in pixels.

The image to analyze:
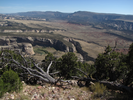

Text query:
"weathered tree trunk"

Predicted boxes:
[[0, 50, 57, 84], [0, 49, 73, 85], [75, 67, 133, 94], [77, 77, 133, 94]]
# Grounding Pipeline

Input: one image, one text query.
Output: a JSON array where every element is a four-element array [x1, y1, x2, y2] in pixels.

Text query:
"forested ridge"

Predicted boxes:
[[0, 43, 133, 99]]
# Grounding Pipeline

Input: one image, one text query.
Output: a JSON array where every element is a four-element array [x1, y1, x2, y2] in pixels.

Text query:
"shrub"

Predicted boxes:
[[94, 45, 127, 81], [0, 69, 22, 97], [77, 61, 96, 78], [90, 82, 107, 98], [57, 52, 78, 79], [0, 78, 4, 97], [0, 50, 35, 84], [124, 43, 133, 86]]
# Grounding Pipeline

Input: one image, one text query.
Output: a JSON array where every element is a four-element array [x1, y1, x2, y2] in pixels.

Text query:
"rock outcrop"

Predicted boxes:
[[14, 36, 74, 52], [63, 38, 95, 61], [0, 37, 35, 55], [20, 43, 35, 55], [0, 29, 65, 33], [102, 20, 133, 31], [0, 36, 93, 61], [69, 39, 95, 61], [0, 36, 75, 55]]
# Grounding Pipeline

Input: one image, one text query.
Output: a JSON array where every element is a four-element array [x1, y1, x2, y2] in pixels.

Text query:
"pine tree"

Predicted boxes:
[[58, 52, 78, 79], [124, 43, 133, 86], [94, 45, 127, 81]]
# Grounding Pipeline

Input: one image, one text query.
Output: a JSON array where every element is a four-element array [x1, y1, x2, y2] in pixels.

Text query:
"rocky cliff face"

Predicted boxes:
[[0, 36, 75, 54], [0, 37, 35, 55], [0, 36, 88, 61], [102, 20, 133, 31], [69, 39, 95, 61], [14, 36, 75, 52], [63, 38, 95, 61], [0, 29, 65, 33]]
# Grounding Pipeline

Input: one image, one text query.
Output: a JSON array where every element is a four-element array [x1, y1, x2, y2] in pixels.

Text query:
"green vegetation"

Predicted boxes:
[[93, 43, 133, 87], [57, 52, 79, 79], [77, 61, 96, 78], [89, 82, 107, 98], [0, 21, 32, 30], [0, 12, 133, 99], [0, 20, 61, 31], [41, 52, 58, 74], [42, 52, 96, 79], [123, 43, 133, 86], [0, 43, 133, 99], [34, 47, 49, 55], [94, 45, 127, 81], [0, 78, 4, 97], [0, 32, 72, 48], [0, 69, 22, 97], [0, 50, 36, 84]]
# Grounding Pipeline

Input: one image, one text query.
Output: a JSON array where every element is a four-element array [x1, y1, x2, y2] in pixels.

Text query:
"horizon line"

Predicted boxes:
[[1, 10, 133, 16]]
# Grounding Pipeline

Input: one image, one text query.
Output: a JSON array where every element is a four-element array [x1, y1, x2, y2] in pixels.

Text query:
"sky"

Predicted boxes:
[[0, 0, 133, 15]]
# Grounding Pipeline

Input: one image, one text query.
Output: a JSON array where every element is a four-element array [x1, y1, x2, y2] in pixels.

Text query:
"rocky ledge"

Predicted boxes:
[[0, 36, 35, 55], [1, 36, 96, 62], [102, 20, 133, 31], [0, 29, 66, 33], [0, 36, 79, 56]]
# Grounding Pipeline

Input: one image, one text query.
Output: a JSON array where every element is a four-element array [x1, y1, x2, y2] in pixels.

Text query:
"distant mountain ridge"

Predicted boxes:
[[9, 11, 133, 20], [2, 11, 133, 31], [10, 11, 70, 20]]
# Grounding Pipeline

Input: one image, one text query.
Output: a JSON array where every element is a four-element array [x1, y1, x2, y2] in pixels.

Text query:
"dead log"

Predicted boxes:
[[78, 78, 133, 94], [0, 50, 65, 84], [75, 67, 133, 94], [0, 49, 75, 85]]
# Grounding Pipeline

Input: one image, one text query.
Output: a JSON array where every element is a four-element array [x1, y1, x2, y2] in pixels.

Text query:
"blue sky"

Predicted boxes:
[[0, 0, 133, 15]]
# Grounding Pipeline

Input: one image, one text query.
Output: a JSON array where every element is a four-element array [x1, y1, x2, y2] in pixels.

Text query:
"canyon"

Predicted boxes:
[[0, 11, 133, 63], [0, 36, 88, 62]]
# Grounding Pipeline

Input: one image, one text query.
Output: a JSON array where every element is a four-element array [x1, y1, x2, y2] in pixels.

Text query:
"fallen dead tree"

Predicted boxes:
[[77, 78, 133, 94], [0, 49, 133, 94], [0, 49, 71, 84], [76, 68, 133, 94]]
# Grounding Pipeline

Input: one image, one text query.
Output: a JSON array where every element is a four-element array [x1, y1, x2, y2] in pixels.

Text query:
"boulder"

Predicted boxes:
[[18, 43, 35, 55]]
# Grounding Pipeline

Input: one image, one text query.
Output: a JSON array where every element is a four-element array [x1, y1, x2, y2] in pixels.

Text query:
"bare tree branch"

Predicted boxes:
[[71, 76, 81, 79], [75, 67, 88, 77], [11, 59, 56, 83], [50, 71, 60, 75], [76, 67, 133, 94], [47, 61, 53, 74], [0, 50, 56, 83], [0, 50, 78, 85]]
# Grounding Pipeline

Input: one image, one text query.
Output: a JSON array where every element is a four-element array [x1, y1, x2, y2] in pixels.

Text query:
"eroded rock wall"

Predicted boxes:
[[0, 37, 35, 55], [0, 36, 88, 62], [0, 36, 75, 55]]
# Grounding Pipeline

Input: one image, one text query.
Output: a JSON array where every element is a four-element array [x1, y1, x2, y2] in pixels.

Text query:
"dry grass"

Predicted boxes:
[[32, 46, 56, 61], [1, 81, 131, 100], [6, 19, 132, 49], [5, 19, 63, 30], [0, 82, 92, 100], [3, 19, 132, 61]]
